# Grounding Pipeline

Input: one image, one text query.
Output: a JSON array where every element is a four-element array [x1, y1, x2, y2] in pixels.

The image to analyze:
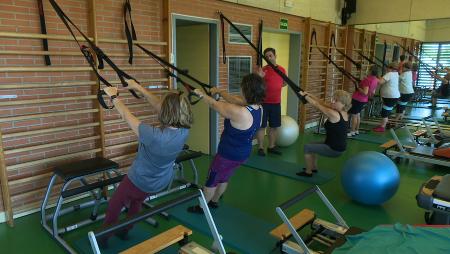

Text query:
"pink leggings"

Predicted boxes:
[[103, 175, 149, 235]]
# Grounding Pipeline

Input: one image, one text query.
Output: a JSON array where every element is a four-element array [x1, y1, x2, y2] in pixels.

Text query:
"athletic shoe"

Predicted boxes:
[[372, 126, 385, 132], [302, 167, 318, 173], [257, 148, 265, 156], [347, 131, 355, 137], [354, 131, 359, 135], [187, 205, 203, 214], [208, 201, 219, 209], [296, 171, 313, 177], [267, 147, 282, 155]]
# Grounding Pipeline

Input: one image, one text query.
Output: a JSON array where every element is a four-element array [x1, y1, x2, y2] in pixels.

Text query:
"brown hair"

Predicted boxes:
[[158, 93, 193, 129], [333, 90, 352, 111], [240, 73, 266, 104]]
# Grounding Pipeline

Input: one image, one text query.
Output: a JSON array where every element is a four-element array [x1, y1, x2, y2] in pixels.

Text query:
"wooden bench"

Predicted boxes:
[[121, 225, 192, 254], [270, 209, 316, 241], [380, 140, 397, 150], [179, 242, 214, 254]]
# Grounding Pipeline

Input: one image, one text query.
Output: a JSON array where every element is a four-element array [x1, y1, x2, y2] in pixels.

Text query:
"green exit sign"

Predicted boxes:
[[280, 18, 288, 30]]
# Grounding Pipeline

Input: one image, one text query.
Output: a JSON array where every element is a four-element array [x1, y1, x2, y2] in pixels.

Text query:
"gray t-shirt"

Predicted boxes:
[[127, 123, 189, 193]]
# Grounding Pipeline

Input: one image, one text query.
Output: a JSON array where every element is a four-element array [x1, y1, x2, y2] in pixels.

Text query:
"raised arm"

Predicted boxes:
[[210, 87, 246, 106], [194, 89, 246, 124], [125, 79, 162, 112], [299, 91, 339, 122], [104, 87, 141, 136]]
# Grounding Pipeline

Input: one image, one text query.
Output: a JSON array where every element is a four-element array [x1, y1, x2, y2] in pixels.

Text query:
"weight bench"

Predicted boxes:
[[270, 186, 364, 254], [41, 157, 120, 253], [416, 174, 450, 225]]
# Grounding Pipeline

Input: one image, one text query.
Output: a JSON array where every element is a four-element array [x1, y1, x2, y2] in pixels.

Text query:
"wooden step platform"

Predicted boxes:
[[270, 209, 316, 241], [121, 225, 192, 254]]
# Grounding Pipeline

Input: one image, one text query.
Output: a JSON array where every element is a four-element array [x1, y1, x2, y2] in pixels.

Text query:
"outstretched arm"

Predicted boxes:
[[194, 89, 245, 123], [299, 91, 339, 122], [126, 79, 162, 113], [104, 87, 141, 136], [210, 87, 246, 106]]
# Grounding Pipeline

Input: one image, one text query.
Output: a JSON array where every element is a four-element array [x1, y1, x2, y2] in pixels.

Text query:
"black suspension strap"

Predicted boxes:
[[257, 19, 263, 67], [330, 33, 361, 69], [382, 41, 387, 75], [123, 0, 215, 103], [37, 0, 51, 65], [310, 30, 360, 90], [396, 42, 436, 76], [219, 12, 307, 104], [49, 0, 140, 109]]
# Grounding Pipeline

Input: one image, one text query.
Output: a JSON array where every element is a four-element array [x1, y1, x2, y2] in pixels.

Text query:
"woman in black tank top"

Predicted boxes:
[[297, 90, 352, 177]]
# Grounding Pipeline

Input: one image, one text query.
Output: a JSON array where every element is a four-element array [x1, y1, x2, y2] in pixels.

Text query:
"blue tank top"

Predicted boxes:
[[217, 106, 262, 161]]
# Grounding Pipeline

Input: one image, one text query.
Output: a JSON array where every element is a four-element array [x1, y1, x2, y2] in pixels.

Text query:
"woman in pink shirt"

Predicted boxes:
[[348, 66, 379, 136]]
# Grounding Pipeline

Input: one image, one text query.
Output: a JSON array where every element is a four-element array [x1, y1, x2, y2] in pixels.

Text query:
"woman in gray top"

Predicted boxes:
[[100, 80, 193, 247]]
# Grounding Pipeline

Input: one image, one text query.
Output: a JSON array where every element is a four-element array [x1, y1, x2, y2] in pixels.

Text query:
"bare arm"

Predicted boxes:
[[126, 79, 162, 112], [300, 91, 339, 121], [211, 87, 246, 106], [194, 89, 245, 123], [104, 87, 141, 136], [357, 85, 369, 95]]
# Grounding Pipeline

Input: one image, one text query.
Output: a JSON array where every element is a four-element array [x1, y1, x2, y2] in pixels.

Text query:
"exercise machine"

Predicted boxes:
[[416, 174, 450, 225]]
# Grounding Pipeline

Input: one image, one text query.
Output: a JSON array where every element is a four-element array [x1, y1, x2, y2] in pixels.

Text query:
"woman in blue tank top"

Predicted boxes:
[[188, 73, 265, 213]]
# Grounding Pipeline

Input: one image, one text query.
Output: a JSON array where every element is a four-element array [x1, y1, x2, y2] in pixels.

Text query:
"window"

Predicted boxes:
[[418, 43, 450, 88], [228, 56, 252, 93], [229, 23, 252, 44]]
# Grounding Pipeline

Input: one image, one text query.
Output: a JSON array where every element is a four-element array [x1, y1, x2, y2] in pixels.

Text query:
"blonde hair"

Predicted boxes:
[[333, 90, 352, 111], [158, 93, 193, 129]]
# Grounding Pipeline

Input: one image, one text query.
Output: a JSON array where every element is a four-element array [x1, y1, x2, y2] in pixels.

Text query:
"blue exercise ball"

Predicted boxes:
[[341, 151, 400, 205]]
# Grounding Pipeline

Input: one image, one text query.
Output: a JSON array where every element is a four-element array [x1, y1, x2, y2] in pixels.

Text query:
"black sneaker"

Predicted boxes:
[[302, 167, 318, 173], [116, 230, 129, 241], [187, 205, 204, 214], [267, 147, 282, 155], [257, 148, 266, 156], [98, 237, 109, 249], [296, 171, 313, 177], [208, 201, 219, 209]]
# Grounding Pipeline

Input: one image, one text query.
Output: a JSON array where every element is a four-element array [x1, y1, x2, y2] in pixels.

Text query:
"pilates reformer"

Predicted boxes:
[[421, 116, 450, 147], [380, 125, 450, 167], [270, 186, 363, 254], [41, 147, 202, 253], [88, 188, 227, 254], [416, 174, 450, 225]]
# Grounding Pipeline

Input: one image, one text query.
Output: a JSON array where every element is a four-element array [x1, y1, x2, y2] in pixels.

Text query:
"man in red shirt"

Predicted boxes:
[[256, 48, 286, 156]]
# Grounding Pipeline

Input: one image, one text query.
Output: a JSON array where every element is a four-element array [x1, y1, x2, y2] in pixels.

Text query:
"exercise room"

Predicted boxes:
[[0, 0, 449, 253]]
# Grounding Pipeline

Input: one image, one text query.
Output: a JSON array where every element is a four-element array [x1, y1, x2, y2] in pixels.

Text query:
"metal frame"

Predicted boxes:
[[274, 185, 349, 254], [386, 127, 450, 167], [88, 189, 227, 254]]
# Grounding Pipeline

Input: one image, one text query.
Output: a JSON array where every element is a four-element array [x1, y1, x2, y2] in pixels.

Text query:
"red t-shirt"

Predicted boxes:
[[262, 65, 286, 104], [352, 75, 378, 103]]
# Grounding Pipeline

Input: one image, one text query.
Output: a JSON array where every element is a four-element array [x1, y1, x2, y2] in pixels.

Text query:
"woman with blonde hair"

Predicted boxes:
[[100, 80, 193, 247], [297, 90, 351, 177]]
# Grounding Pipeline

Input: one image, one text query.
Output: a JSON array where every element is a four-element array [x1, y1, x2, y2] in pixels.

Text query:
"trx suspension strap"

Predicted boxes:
[[219, 12, 307, 104], [310, 30, 360, 90], [49, 0, 140, 109], [123, 1, 215, 103], [257, 19, 263, 67], [37, 0, 51, 65], [396, 43, 436, 76], [330, 33, 361, 69], [381, 41, 387, 75]]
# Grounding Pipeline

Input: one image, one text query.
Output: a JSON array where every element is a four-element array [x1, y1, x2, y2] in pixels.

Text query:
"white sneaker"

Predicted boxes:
[[347, 132, 355, 137], [355, 131, 359, 135]]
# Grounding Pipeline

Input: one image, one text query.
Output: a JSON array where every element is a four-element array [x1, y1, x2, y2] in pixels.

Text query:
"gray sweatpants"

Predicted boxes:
[[304, 142, 343, 157]]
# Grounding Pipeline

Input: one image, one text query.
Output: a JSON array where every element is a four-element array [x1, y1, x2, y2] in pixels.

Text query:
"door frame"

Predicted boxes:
[[172, 14, 219, 154]]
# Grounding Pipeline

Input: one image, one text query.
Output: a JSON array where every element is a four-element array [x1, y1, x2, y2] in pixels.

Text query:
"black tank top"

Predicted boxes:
[[324, 112, 348, 152]]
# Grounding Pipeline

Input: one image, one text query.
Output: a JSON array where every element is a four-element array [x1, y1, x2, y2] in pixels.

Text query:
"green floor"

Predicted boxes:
[[0, 130, 448, 253]]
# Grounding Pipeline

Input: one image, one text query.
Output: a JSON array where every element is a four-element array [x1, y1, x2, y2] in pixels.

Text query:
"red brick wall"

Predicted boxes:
[[0, 0, 166, 214]]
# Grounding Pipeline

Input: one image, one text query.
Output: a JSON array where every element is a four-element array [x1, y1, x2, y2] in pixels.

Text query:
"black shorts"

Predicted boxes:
[[348, 99, 367, 114], [381, 97, 398, 117], [260, 103, 281, 128], [396, 93, 414, 113]]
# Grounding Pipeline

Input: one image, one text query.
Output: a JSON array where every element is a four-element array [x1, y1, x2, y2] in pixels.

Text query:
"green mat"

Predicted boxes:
[[167, 200, 278, 254], [73, 224, 179, 254], [243, 155, 335, 185], [348, 132, 390, 144]]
